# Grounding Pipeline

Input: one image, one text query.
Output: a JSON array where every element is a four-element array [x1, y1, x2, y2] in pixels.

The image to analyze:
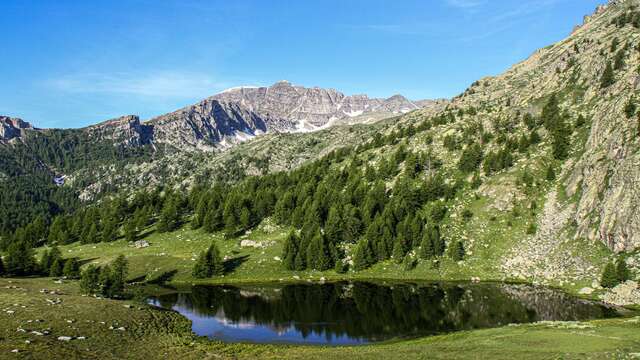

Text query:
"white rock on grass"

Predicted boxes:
[[57, 336, 73, 341], [578, 287, 594, 295]]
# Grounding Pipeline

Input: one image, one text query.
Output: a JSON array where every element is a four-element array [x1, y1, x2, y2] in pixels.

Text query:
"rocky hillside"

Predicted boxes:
[[429, 0, 640, 253]]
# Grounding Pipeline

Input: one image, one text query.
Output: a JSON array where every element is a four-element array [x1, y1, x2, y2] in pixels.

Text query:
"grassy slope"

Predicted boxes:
[[1, 277, 639, 360]]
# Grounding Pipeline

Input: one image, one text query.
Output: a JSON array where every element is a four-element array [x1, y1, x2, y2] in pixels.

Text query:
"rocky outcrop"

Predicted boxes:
[[0, 116, 33, 142], [87, 115, 153, 147], [147, 99, 282, 150]]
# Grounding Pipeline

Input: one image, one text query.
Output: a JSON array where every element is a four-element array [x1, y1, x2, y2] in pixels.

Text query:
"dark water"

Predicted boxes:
[[147, 281, 622, 345]]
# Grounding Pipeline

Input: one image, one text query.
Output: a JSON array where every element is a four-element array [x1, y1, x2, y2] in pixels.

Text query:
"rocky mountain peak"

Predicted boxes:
[[211, 81, 423, 131], [0, 116, 33, 142]]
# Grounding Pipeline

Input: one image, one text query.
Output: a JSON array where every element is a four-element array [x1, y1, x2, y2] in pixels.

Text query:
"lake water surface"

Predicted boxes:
[[147, 281, 622, 345]]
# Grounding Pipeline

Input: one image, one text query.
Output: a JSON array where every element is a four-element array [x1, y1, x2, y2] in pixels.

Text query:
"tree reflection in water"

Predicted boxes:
[[148, 282, 620, 345]]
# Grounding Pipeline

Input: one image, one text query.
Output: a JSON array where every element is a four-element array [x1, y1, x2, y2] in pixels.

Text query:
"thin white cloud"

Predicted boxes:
[[46, 71, 228, 98], [446, 0, 486, 9]]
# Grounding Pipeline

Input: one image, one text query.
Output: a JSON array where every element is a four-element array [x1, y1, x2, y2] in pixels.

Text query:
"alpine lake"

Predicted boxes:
[[147, 281, 628, 345]]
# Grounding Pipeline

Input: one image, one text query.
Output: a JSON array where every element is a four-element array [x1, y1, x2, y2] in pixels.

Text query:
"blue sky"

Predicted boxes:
[[1, 0, 602, 128]]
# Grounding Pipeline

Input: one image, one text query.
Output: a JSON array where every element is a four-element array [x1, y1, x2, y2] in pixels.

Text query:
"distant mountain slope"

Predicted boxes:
[[212, 80, 422, 131]]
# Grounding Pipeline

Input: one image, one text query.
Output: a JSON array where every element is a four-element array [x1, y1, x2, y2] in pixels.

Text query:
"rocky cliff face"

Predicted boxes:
[[146, 98, 284, 150], [0, 116, 33, 143], [86, 115, 153, 147], [212, 80, 421, 131]]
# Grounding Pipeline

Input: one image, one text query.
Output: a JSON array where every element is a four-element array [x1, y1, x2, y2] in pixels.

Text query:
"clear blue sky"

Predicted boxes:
[[1, 0, 602, 128]]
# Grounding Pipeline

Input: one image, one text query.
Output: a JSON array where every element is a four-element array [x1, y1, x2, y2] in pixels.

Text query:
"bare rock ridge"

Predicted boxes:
[[0, 116, 33, 142], [87, 115, 154, 147], [211, 80, 422, 131], [146, 98, 279, 150]]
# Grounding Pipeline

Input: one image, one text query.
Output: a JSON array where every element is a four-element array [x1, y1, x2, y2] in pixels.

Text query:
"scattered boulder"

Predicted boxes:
[[57, 336, 73, 341], [134, 240, 150, 249], [602, 281, 640, 306], [578, 287, 594, 295]]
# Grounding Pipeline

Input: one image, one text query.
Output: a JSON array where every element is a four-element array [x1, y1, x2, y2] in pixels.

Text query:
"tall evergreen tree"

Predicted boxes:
[[158, 198, 180, 232], [545, 165, 556, 181], [600, 262, 618, 288], [49, 258, 64, 277], [613, 49, 625, 70], [80, 265, 101, 295], [101, 217, 118, 242], [282, 230, 300, 270], [110, 255, 129, 297], [306, 230, 333, 271], [124, 219, 137, 242], [62, 258, 80, 279], [85, 224, 99, 244], [600, 61, 615, 88], [192, 242, 225, 278], [616, 259, 630, 283], [48, 216, 68, 244], [353, 238, 375, 271], [0, 256, 4, 276], [324, 206, 343, 244], [419, 231, 435, 259], [450, 241, 465, 261], [342, 205, 362, 243], [5, 241, 38, 276]]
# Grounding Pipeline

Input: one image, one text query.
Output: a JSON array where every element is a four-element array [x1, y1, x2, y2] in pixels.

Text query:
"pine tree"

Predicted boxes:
[[600, 262, 618, 288], [49, 258, 64, 277], [306, 230, 332, 271], [192, 243, 224, 278], [353, 238, 375, 271], [124, 219, 137, 242], [402, 254, 417, 271], [0, 256, 4, 276], [450, 241, 465, 261], [545, 165, 556, 181], [282, 230, 299, 270], [625, 97, 637, 119], [239, 207, 251, 230], [191, 197, 208, 229], [420, 231, 435, 259], [48, 216, 68, 244], [424, 225, 444, 256], [99, 265, 115, 297], [613, 49, 625, 70], [39, 249, 52, 274], [575, 114, 586, 128], [101, 216, 118, 243], [616, 259, 630, 283], [85, 224, 99, 244], [600, 61, 615, 88], [458, 143, 484, 173], [110, 255, 129, 297], [192, 254, 209, 278], [324, 206, 343, 244], [80, 265, 101, 295], [5, 241, 38, 276], [158, 198, 180, 232], [342, 204, 362, 243], [274, 191, 295, 225], [62, 258, 80, 279]]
